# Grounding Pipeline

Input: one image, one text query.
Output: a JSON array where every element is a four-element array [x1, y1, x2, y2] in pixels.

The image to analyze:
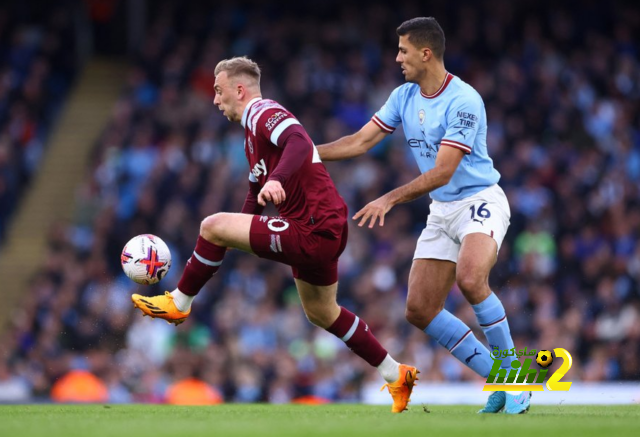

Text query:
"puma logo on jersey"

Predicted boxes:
[[252, 158, 268, 178]]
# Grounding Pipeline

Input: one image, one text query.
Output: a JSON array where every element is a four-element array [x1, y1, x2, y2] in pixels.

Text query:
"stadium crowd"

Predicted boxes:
[[1, 1, 639, 403], [0, 3, 77, 244]]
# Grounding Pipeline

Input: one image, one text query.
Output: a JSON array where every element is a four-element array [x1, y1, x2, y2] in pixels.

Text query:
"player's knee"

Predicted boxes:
[[404, 302, 444, 330], [405, 305, 433, 330], [200, 214, 226, 245], [303, 308, 330, 329], [456, 271, 487, 296]]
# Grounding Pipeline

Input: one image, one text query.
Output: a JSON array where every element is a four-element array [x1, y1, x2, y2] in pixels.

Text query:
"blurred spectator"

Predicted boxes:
[[0, 3, 77, 242], [0, 361, 31, 402]]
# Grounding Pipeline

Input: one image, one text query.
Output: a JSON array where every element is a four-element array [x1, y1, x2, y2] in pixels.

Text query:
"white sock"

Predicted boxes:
[[171, 289, 195, 312], [377, 354, 400, 383]]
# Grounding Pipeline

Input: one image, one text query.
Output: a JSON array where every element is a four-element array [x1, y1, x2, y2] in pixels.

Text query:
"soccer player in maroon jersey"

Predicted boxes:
[[131, 56, 418, 412]]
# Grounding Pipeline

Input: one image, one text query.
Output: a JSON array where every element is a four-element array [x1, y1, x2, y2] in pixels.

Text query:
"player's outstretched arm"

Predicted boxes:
[[258, 130, 314, 206], [317, 121, 388, 161], [353, 146, 464, 228]]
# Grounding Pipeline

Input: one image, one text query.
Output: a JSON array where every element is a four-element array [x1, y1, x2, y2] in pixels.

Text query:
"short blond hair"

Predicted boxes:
[[214, 56, 261, 84]]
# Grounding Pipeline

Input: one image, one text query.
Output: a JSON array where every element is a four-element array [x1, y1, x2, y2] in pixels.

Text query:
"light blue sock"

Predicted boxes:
[[473, 292, 516, 369], [425, 309, 493, 378]]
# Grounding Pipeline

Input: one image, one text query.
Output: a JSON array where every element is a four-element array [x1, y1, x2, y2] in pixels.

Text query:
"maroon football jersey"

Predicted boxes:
[[241, 98, 347, 238]]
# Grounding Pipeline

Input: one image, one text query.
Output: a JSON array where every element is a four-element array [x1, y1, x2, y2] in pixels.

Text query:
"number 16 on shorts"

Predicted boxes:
[[469, 202, 491, 224]]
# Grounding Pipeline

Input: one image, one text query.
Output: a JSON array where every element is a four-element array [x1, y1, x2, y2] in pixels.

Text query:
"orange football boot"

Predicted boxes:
[[131, 291, 190, 326], [380, 364, 420, 413]]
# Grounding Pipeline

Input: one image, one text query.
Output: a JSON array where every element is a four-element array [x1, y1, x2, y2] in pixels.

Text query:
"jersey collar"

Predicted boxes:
[[420, 72, 454, 99], [241, 97, 262, 128]]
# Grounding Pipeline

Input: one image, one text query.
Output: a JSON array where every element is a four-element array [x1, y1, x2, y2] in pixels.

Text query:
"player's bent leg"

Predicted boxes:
[[200, 212, 254, 253], [458, 233, 520, 413], [296, 279, 389, 368], [405, 259, 456, 330], [132, 213, 257, 325], [456, 233, 496, 305], [294, 278, 340, 329], [295, 278, 419, 413], [459, 233, 518, 368], [409, 259, 495, 378]]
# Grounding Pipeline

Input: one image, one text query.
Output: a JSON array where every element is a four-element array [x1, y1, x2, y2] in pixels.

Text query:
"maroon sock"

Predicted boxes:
[[326, 307, 388, 367], [177, 236, 226, 296]]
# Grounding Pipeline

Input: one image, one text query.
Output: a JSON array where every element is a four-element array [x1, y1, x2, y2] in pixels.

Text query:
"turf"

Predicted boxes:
[[0, 404, 638, 437]]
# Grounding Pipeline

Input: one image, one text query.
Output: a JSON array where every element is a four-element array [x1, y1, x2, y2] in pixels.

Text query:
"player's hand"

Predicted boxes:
[[353, 194, 394, 228], [258, 180, 286, 206]]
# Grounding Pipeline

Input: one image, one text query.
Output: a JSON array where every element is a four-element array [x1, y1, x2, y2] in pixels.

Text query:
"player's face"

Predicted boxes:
[[396, 35, 426, 83], [213, 72, 241, 122]]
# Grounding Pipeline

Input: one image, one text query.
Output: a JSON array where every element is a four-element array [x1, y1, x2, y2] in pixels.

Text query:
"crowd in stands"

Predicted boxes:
[[1, 0, 639, 403], [0, 3, 77, 243]]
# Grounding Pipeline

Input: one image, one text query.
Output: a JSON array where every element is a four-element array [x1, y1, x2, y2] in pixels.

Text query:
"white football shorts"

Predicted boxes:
[[413, 184, 511, 263]]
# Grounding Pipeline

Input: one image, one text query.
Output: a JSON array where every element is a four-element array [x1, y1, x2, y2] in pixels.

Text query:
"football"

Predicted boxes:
[[121, 234, 171, 285], [536, 350, 554, 368]]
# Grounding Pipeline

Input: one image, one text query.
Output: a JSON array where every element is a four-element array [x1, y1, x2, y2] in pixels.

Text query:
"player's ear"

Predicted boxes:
[[422, 47, 431, 62], [236, 83, 245, 99]]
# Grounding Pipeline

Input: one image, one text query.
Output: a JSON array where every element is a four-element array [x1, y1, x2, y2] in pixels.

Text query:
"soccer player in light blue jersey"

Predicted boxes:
[[317, 17, 530, 414]]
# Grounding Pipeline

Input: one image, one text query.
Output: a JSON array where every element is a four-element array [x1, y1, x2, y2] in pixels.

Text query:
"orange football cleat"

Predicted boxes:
[[131, 291, 190, 326], [380, 364, 420, 413]]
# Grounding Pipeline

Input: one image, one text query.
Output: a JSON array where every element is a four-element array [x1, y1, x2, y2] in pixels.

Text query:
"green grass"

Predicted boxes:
[[0, 404, 638, 437]]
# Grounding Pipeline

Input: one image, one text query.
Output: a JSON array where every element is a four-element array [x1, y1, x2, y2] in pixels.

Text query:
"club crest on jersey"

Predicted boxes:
[[265, 111, 287, 131], [419, 109, 425, 125]]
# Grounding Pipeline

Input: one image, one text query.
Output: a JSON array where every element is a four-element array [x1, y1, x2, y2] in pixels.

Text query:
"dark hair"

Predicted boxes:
[[396, 17, 445, 59]]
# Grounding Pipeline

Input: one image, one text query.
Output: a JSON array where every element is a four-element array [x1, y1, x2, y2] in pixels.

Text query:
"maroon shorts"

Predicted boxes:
[[249, 215, 348, 286]]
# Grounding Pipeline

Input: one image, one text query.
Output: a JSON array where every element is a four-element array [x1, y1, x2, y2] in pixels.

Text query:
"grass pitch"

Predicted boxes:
[[0, 404, 638, 437]]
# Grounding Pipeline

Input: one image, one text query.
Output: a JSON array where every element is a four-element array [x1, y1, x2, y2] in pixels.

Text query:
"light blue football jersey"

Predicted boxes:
[[372, 73, 500, 202]]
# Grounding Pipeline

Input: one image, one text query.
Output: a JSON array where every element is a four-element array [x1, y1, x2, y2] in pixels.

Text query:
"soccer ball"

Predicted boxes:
[[535, 350, 554, 368], [121, 234, 171, 285]]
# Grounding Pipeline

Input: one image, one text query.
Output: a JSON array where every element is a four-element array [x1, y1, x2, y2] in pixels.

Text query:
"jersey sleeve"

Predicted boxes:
[[371, 86, 402, 133], [256, 108, 302, 147], [240, 180, 264, 215], [441, 95, 483, 155]]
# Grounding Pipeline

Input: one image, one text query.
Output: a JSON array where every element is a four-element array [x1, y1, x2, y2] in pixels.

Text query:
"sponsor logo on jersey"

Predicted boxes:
[[419, 109, 425, 125], [455, 111, 477, 129], [408, 138, 439, 158], [250, 100, 287, 135], [247, 137, 254, 154], [265, 111, 288, 131], [251, 158, 268, 178]]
